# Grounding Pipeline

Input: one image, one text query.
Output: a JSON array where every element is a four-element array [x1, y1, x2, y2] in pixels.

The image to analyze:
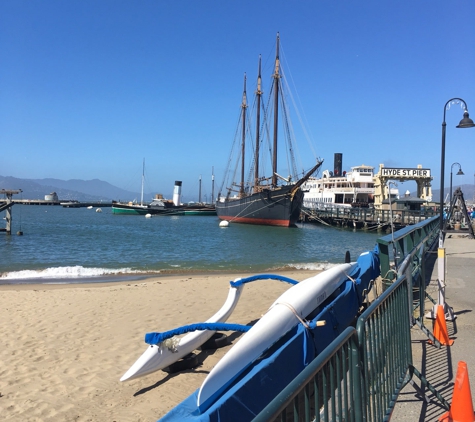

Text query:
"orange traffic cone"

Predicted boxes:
[[439, 361, 475, 422], [430, 304, 454, 346]]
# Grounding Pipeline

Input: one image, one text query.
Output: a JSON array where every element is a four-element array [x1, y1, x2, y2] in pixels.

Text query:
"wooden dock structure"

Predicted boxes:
[[0, 189, 21, 234], [1, 191, 113, 235], [0, 199, 112, 207], [300, 205, 439, 232]]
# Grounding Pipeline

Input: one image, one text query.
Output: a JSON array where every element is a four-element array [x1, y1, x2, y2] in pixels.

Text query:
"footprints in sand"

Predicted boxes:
[[0, 277, 291, 420]]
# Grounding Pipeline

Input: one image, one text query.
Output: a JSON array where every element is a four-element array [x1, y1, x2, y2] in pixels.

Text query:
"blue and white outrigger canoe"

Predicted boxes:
[[158, 247, 380, 421], [120, 274, 299, 382]]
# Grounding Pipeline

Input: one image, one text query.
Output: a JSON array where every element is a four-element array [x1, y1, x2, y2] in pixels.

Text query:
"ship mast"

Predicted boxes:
[[199, 174, 202, 203], [239, 73, 248, 198], [141, 158, 145, 206], [272, 33, 280, 188], [211, 166, 215, 203], [254, 55, 262, 193]]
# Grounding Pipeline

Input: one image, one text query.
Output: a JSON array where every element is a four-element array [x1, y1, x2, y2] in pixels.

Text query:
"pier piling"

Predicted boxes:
[[0, 190, 20, 235]]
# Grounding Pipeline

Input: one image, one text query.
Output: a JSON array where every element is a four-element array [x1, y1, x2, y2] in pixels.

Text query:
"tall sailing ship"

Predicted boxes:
[[216, 34, 322, 227]]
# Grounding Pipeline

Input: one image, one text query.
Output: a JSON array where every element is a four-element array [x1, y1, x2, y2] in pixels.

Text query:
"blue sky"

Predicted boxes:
[[1, 0, 474, 202]]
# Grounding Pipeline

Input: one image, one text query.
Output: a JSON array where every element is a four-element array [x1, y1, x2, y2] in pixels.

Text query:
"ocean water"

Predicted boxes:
[[1, 205, 382, 284]]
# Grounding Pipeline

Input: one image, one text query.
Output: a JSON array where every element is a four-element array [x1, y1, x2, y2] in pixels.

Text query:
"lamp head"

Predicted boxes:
[[456, 168, 464, 176], [456, 111, 475, 128]]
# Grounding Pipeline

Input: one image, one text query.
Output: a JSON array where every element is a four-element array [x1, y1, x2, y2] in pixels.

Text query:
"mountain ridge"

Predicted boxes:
[[423, 184, 474, 204], [0, 175, 150, 202], [2, 175, 473, 204]]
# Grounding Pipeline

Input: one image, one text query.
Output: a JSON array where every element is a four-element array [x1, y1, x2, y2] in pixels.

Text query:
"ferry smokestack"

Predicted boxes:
[[334, 153, 342, 177], [173, 181, 182, 206]]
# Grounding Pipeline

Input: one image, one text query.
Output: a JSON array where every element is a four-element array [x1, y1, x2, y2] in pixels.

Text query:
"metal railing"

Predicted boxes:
[[377, 215, 439, 285], [356, 277, 413, 421], [253, 273, 449, 422], [252, 326, 362, 422], [253, 216, 448, 422]]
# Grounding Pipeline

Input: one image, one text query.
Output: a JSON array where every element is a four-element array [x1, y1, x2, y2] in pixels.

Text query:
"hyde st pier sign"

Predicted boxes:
[[373, 164, 433, 209], [380, 167, 431, 178]]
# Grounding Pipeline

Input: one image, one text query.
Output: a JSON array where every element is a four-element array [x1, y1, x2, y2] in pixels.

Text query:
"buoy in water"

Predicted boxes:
[[145, 213, 152, 218], [219, 220, 229, 227], [96, 208, 102, 213], [17, 231, 23, 236]]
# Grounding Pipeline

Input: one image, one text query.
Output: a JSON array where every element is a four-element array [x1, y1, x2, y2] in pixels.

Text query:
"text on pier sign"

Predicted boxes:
[[381, 168, 431, 178]]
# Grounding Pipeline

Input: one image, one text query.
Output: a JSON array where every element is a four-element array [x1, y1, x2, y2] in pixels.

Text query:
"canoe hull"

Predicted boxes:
[[196, 262, 355, 409]]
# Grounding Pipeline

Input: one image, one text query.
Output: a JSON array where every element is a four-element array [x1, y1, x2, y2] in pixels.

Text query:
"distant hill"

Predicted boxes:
[[417, 184, 475, 203], [0, 175, 146, 202], [3, 175, 473, 205]]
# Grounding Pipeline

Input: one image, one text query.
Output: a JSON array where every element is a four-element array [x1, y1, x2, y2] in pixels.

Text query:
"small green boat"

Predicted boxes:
[[112, 201, 216, 216]]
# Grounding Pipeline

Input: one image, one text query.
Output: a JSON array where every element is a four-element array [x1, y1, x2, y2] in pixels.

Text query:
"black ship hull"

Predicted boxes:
[[216, 184, 303, 227]]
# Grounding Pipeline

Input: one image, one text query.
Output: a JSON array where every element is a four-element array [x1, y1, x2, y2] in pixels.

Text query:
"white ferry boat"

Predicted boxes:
[[303, 155, 375, 209]]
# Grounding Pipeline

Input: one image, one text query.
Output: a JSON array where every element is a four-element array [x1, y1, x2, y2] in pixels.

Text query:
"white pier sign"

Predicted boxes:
[[381, 168, 431, 178]]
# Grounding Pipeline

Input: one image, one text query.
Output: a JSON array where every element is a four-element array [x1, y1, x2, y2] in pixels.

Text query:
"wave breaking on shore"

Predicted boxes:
[[0, 261, 338, 283], [0, 265, 148, 281]]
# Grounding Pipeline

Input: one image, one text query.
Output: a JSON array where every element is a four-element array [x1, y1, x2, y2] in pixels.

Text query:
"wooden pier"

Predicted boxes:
[[1, 192, 113, 235], [300, 205, 438, 232], [0, 199, 112, 207]]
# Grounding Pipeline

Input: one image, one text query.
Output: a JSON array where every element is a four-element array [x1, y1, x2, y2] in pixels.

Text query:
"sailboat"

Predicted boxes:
[[112, 165, 216, 216], [112, 161, 180, 216], [183, 173, 217, 215], [215, 33, 323, 227]]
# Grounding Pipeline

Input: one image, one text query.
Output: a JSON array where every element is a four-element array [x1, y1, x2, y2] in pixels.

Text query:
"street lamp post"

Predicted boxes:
[[449, 162, 464, 206], [439, 99, 475, 248], [387, 181, 398, 272], [435, 98, 475, 321]]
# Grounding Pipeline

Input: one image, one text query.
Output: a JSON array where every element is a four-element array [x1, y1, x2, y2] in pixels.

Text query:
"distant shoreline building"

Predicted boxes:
[[44, 192, 59, 202]]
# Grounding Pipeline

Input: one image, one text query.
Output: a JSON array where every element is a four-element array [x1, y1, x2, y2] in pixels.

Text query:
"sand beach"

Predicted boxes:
[[0, 270, 315, 421]]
